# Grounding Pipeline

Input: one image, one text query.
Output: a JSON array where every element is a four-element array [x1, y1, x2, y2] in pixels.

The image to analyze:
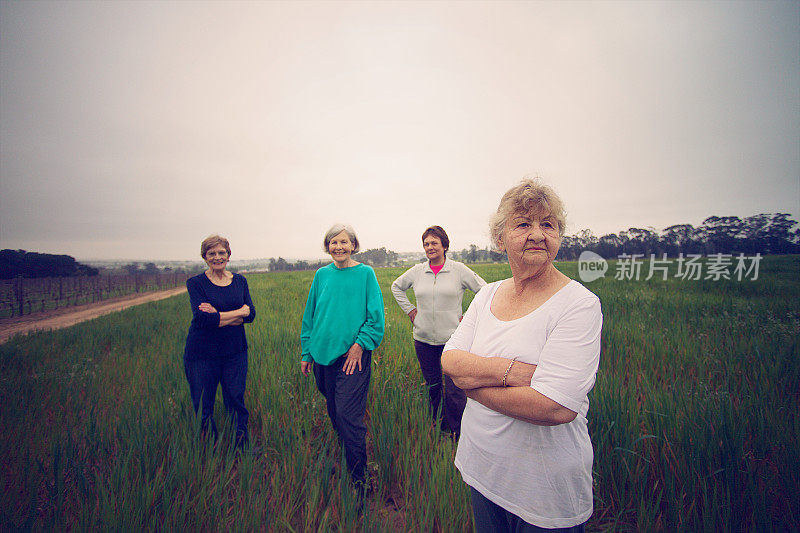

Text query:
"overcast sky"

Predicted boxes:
[[1, 1, 798, 261]]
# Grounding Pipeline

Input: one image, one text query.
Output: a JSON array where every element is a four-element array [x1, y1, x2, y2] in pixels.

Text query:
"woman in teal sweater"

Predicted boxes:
[[300, 223, 384, 491]]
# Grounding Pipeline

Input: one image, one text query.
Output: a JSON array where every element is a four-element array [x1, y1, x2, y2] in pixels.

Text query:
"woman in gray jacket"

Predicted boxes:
[[391, 226, 486, 438]]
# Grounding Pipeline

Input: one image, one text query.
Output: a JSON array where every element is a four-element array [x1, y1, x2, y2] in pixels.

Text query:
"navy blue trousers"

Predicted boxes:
[[184, 350, 249, 445], [414, 340, 466, 436], [471, 487, 586, 533], [313, 350, 371, 486]]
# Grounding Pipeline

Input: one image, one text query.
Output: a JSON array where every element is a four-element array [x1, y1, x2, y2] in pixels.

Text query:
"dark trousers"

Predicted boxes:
[[184, 351, 249, 445], [313, 350, 372, 486], [414, 340, 466, 436], [471, 487, 586, 533]]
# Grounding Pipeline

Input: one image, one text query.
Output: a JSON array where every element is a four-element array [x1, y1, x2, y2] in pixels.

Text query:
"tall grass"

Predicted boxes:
[[0, 256, 797, 531]]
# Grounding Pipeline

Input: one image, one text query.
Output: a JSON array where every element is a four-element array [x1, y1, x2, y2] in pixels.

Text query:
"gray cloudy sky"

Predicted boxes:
[[1, 1, 798, 261]]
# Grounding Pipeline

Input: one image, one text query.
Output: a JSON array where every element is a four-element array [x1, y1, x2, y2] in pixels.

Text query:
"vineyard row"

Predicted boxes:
[[0, 273, 190, 318]]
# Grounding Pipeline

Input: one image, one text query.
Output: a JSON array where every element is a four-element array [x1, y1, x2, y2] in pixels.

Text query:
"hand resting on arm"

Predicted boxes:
[[441, 349, 577, 426], [199, 303, 250, 327], [441, 349, 536, 389]]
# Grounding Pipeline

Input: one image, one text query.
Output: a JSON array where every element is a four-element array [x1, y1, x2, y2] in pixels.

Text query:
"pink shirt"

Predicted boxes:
[[430, 263, 444, 275]]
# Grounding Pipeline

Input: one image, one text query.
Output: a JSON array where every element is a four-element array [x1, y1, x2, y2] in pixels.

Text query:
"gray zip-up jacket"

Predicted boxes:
[[391, 258, 486, 345]]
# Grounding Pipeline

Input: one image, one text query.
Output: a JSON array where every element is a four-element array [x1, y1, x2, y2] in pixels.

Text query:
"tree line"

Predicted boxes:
[[265, 212, 799, 271], [557, 213, 799, 260], [266, 257, 331, 272], [4, 213, 797, 278], [0, 249, 99, 279], [450, 245, 507, 264], [420, 213, 800, 264], [266, 247, 402, 271]]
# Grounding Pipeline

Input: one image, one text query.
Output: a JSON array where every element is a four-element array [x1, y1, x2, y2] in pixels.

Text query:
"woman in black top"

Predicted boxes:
[[183, 234, 255, 448]]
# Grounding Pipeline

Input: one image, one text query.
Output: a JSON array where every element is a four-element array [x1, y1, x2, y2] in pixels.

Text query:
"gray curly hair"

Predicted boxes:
[[489, 178, 566, 249]]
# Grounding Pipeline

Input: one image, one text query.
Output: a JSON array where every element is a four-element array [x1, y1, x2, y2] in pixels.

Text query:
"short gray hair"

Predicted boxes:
[[323, 223, 360, 253], [489, 178, 567, 249], [200, 234, 231, 259]]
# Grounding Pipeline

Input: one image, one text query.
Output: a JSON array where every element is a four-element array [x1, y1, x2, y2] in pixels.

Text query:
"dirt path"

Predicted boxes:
[[0, 287, 187, 344]]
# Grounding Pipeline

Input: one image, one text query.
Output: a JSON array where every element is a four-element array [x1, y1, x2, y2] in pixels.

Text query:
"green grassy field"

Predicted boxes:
[[1, 257, 798, 531]]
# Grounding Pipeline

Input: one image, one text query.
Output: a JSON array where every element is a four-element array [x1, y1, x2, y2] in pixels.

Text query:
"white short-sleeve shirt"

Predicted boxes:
[[444, 279, 602, 529]]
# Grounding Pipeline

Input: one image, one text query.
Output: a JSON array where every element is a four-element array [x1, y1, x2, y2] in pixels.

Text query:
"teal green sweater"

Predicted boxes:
[[301, 263, 385, 365]]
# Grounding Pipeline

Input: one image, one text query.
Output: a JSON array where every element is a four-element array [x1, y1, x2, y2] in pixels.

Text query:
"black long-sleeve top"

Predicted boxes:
[[183, 272, 256, 360]]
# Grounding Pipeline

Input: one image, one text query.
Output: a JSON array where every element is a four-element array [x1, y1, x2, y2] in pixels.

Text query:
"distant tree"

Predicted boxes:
[[557, 235, 581, 261], [124, 262, 140, 275], [764, 213, 798, 254], [143, 262, 159, 274], [791, 226, 800, 245], [625, 227, 659, 256], [618, 229, 637, 255], [353, 247, 398, 267], [467, 244, 478, 263], [489, 249, 507, 262], [0, 249, 24, 279], [700, 216, 744, 254], [661, 224, 700, 256], [76, 263, 98, 276], [0, 249, 99, 279], [738, 215, 770, 254], [269, 257, 289, 272], [596, 234, 622, 258], [576, 229, 598, 251], [450, 245, 503, 263]]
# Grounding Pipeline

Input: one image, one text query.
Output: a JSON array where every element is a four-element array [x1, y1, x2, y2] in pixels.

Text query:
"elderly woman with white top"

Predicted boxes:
[[442, 180, 602, 532], [391, 225, 485, 438]]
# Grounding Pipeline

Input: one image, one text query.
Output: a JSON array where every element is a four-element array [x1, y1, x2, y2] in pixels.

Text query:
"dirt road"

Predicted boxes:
[[0, 287, 187, 344]]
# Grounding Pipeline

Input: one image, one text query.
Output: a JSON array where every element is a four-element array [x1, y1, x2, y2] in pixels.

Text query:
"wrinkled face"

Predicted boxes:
[[423, 235, 446, 264], [204, 244, 229, 271], [500, 210, 561, 270], [328, 231, 354, 265]]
